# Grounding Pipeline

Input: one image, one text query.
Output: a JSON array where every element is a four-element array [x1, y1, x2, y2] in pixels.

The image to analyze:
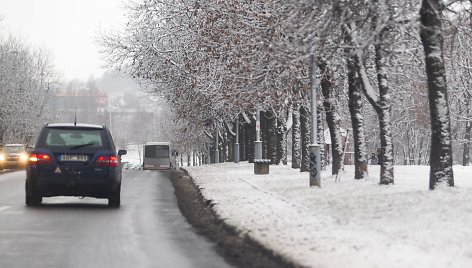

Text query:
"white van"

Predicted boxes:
[[143, 142, 176, 170]]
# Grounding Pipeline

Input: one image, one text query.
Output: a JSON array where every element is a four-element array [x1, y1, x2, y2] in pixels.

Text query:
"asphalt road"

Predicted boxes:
[[0, 169, 232, 268]]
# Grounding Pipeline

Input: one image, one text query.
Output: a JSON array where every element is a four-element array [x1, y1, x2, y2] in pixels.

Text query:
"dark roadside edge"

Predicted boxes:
[[170, 169, 304, 268]]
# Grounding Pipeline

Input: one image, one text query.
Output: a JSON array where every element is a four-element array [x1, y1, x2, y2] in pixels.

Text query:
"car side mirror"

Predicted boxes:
[[26, 147, 33, 153], [118, 149, 127, 156]]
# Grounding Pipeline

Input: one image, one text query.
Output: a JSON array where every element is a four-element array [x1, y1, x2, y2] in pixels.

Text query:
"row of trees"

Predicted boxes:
[[101, 0, 470, 189], [0, 29, 59, 144]]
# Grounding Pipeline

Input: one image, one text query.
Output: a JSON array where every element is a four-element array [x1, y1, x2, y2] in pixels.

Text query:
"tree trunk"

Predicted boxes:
[[224, 121, 234, 162], [240, 117, 247, 161], [222, 128, 228, 162], [418, 136, 424, 165], [248, 116, 256, 163], [292, 103, 301, 169], [300, 105, 310, 172], [201, 150, 206, 165], [277, 115, 287, 165], [245, 120, 254, 163], [347, 56, 368, 179], [266, 110, 277, 164], [349, 28, 394, 183], [261, 111, 268, 159], [420, 0, 454, 189], [374, 38, 394, 185], [318, 59, 343, 175], [211, 144, 216, 164], [463, 105, 471, 166], [317, 104, 324, 168], [227, 134, 233, 162]]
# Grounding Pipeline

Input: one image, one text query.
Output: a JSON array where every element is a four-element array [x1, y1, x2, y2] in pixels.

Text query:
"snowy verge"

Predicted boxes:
[[120, 143, 143, 170], [184, 163, 472, 268]]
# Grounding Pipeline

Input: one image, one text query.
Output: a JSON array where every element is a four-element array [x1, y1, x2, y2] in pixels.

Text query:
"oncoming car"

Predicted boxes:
[[0, 144, 29, 170], [25, 123, 126, 208]]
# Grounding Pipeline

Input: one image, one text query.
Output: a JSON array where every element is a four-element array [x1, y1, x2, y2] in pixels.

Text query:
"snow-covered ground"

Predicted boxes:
[[121, 143, 143, 170], [184, 163, 472, 268]]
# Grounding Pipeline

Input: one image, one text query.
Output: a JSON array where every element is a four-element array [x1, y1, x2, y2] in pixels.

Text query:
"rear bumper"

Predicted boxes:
[[143, 166, 172, 170], [143, 163, 172, 170], [35, 182, 119, 198], [26, 175, 120, 198]]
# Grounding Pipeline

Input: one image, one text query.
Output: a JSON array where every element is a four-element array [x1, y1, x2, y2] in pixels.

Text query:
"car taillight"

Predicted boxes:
[[29, 154, 51, 165], [95, 155, 118, 167]]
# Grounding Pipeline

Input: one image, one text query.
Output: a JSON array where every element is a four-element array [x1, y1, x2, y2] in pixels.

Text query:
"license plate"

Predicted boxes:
[[60, 154, 88, 162]]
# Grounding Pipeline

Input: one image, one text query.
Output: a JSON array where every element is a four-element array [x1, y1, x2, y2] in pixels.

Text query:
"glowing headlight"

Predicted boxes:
[[19, 154, 28, 162], [0, 154, 5, 161]]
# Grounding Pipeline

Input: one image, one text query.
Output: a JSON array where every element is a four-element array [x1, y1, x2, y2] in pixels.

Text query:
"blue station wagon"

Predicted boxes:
[[25, 123, 126, 208]]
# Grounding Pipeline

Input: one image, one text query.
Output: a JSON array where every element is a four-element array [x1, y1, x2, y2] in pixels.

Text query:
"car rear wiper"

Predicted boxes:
[[70, 142, 95, 150]]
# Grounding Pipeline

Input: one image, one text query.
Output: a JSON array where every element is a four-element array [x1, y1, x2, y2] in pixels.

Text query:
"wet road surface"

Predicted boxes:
[[0, 170, 232, 268]]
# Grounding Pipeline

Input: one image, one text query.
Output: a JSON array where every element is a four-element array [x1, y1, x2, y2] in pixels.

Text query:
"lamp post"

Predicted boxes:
[[309, 55, 321, 187]]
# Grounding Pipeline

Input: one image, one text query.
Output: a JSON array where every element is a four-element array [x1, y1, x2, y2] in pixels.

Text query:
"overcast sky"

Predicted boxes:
[[0, 0, 127, 81]]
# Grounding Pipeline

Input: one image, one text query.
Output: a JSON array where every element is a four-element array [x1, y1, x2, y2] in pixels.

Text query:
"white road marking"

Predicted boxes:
[[2, 211, 23, 215], [0, 206, 10, 212]]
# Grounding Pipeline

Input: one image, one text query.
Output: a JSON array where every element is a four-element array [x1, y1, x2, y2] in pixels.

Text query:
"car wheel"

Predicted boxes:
[[108, 185, 121, 208], [25, 182, 42, 207]]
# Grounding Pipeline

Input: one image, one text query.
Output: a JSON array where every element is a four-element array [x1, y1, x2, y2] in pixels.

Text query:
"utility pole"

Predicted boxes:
[[309, 54, 321, 187], [234, 115, 240, 163], [255, 107, 262, 160]]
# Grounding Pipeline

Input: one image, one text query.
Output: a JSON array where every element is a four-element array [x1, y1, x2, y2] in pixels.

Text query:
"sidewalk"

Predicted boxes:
[[184, 162, 472, 268]]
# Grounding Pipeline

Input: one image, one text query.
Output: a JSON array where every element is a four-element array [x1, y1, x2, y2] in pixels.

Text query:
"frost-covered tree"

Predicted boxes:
[[0, 34, 58, 144], [420, 0, 454, 189], [292, 103, 301, 169], [99, 0, 467, 191], [445, 6, 472, 166], [318, 58, 343, 175]]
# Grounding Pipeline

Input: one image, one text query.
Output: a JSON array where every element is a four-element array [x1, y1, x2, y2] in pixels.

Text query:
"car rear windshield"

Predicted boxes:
[[3, 146, 24, 153], [43, 128, 105, 148]]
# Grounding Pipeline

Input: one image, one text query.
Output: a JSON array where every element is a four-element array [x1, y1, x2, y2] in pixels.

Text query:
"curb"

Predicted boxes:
[[175, 167, 304, 268]]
